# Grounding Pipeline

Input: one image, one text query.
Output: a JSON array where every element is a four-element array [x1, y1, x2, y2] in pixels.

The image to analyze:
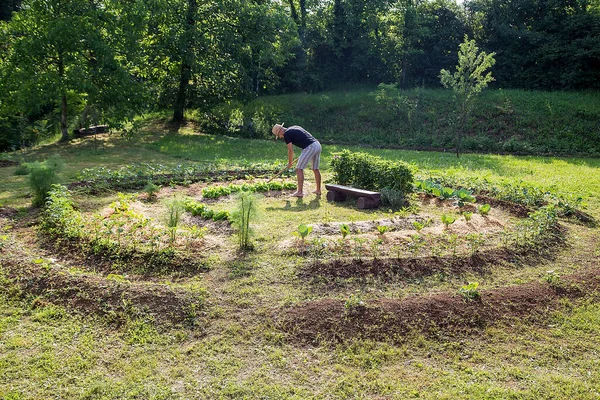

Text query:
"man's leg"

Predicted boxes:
[[312, 169, 321, 195], [293, 168, 304, 197]]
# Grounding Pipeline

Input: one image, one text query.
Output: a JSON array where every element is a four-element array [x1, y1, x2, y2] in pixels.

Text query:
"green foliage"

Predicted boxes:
[[340, 223, 350, 239], [459, 282, 481, 301], [441, 214, 456, 229], [376, 225, 390, 236], [330, 150, 413, 194], [164, 197, 185, 244], [201, 181, 296, 199], [462, 211, 473, 222], [28, 156, 64, 207], [230, 192, 258, 250], [184, 200, 230, 222], [440, 35, 496, 157], [380, 188, 408, 210], [293, 224, 313, 242], [478, 204, 491, 216], [143, 181, 160, 201]]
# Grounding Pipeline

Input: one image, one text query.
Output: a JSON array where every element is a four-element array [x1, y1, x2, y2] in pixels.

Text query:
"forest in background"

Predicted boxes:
[[0, 0, 599, 151]]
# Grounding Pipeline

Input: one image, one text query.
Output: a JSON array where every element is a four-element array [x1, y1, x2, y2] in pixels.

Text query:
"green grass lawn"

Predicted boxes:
[[1, 124, 600, 399]]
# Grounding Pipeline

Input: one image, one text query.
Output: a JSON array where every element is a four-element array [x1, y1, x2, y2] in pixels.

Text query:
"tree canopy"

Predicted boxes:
[[0, 0, 598, 149]]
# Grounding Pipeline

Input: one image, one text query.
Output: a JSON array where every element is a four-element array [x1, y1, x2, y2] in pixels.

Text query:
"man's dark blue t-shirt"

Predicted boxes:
[[284, 126, 317, 149]]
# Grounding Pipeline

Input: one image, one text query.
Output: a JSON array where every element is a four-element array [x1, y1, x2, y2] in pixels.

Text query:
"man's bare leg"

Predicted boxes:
[[292, 168, 304, 197], [312, 169, 321, 195]]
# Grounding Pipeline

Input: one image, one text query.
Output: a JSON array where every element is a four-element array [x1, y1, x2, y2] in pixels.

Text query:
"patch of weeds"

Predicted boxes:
[[543, 270, 561, 285], [228, 260, 253, 278], [125, 317, 161, 345], [344, 293, 366, 315]]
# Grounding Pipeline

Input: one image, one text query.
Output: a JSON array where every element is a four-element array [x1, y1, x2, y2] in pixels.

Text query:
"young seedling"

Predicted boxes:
[[478, 204, 491, 216], [441, 214, 456, 229], [412, 221, 425, 232], [340, 223, 351, 239], [459, 282, 481, 301], [376, 225, 390, 236], [462, 211, 473, 222]]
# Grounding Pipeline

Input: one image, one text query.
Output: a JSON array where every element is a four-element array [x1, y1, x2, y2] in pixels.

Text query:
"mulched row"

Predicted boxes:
[[0, 160, 19, 168]]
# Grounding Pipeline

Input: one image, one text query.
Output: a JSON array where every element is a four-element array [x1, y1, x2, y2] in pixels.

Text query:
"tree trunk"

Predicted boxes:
[[60, 93, 69, 142], [172, 0, 197, 123]]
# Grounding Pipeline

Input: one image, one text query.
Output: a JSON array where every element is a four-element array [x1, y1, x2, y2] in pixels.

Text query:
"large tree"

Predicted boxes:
[[0, 0, 147, 141]]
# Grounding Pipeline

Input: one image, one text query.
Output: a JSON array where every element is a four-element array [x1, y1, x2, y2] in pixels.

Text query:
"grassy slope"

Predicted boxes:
[[1, 123, 600, 399], [202, 87, 600, 156]]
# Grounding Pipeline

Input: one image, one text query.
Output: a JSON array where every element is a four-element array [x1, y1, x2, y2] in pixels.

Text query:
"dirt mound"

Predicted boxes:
[[278, 269, 600, 345], [1, 256, 207, 328]]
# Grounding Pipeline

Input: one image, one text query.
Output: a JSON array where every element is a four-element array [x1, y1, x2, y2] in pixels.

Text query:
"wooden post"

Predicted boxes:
[[357, 197, 379, 209], [327, 190, 347, 202]]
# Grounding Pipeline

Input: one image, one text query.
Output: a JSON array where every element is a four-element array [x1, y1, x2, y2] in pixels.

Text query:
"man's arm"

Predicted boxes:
[[287, 143, 295, 168]]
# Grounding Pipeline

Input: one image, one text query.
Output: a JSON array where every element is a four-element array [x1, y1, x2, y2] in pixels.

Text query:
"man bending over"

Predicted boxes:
[[272, 124, 322, 198]]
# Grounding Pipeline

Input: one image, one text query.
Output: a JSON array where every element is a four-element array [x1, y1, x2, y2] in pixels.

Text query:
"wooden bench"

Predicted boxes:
[[325, 184, 381, 209], [74, 124, 109, 138]]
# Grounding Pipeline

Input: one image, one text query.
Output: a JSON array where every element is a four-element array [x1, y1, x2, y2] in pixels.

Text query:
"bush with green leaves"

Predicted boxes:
[[28, 155, 65, 207], [380, 188, 407, 209], [330, 150, 413, 194]]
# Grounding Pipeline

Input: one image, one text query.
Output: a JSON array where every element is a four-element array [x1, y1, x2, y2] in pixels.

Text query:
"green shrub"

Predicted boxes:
[[28, 156, 64, 207], [164, 197, 185, 244], [330, 150, 413, 194]]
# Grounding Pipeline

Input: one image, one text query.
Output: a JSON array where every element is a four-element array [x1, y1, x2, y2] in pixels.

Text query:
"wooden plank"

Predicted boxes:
[[325, 184, 380, 200]]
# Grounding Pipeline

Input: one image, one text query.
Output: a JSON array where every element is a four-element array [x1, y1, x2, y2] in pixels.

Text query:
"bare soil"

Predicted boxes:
[[277, 268, 600, 345]]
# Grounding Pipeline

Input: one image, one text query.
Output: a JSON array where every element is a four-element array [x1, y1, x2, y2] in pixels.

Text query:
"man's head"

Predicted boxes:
[[272, 123, 285, 139]]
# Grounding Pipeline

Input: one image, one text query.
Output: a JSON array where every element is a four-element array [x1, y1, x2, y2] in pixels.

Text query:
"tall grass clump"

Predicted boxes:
[[164, 197, 185, 244], [231, 192, 258, 250], [28, 155, 64, 207]]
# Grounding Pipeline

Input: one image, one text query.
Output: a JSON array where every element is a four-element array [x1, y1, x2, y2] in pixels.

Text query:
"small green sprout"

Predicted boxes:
[[441, 214, 456, 229], [478, 204, 491, 216]]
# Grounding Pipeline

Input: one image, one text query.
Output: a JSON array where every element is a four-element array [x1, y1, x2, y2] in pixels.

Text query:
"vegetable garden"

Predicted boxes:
[[1, 133, 599, 398]]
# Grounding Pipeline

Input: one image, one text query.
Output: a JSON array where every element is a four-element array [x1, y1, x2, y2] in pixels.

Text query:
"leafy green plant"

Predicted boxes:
[[230, 192, 258, 250], [441, 214, 456, 229], [14, 163, 29, 176], [309, 237, 327, 266], [330, 150, 413, 194], [340, 223, 350, 239], [478, 204, 491, 216], [376, 225, 390, 236], [459, 282, 481, 301], [344, 293, 365, 314], [380, 188, 407, 209], [462, 211, 473, 222], [412, 221, 425, 232]]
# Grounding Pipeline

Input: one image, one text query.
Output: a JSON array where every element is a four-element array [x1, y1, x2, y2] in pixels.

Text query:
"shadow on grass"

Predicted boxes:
[[265, 196, 322, 212]]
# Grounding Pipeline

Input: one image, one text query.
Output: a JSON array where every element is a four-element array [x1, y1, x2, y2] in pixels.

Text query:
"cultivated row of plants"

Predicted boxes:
[[72, 162, 292, 194], [418, 174, 586, 217], [291, 202, 560, 264], [40, 185, 208, 273], [202, 181, 296, 199], [184, 200, 230, 221]]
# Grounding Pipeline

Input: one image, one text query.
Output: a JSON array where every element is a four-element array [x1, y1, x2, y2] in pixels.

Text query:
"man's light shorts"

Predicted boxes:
[[296, 141, 322, 170]]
